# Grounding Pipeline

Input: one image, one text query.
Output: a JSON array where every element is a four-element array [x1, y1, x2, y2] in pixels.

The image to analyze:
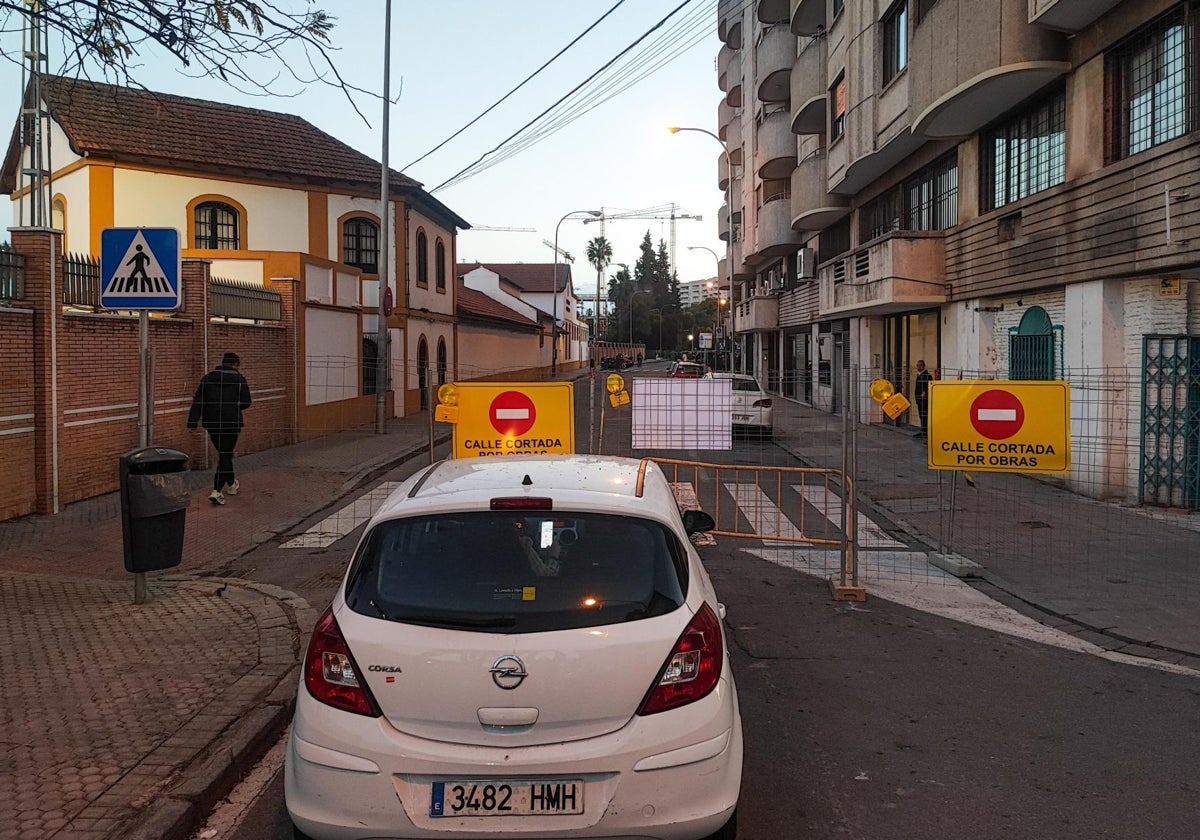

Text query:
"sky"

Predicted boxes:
[[1, 0, 728, 296]]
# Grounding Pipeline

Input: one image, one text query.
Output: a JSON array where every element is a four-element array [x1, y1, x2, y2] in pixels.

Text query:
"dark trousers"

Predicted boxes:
[[206, 428, 240, 491], [916, 396, 929, 432]]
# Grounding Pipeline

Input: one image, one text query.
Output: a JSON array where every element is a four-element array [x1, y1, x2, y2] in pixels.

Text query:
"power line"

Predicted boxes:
[[400, 0, 629, 173], [430, 0, 700, 194]]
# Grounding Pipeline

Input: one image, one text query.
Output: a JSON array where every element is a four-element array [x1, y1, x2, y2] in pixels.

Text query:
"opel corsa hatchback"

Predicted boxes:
[[710, 373, 773, 439], [286, 455, 742, 840]]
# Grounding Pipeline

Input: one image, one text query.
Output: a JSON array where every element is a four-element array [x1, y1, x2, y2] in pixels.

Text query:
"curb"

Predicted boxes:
[[109, 577, 315, 840]]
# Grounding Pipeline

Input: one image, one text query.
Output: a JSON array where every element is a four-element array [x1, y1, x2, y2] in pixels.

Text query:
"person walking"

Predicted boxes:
[[914, 359, 933, 438], [187, 352, 252, 505]]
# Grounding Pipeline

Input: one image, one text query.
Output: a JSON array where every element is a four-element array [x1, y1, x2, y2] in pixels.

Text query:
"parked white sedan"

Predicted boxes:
[[286, 455, 742, 840], [709, 373, 774, 439]]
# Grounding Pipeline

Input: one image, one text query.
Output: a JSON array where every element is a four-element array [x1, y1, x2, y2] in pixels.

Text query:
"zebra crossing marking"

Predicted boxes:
[[282, 481, 402, 548]]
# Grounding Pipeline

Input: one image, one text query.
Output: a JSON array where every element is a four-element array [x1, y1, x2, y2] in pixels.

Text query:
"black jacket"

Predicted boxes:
[[187, 364, 252, 431]]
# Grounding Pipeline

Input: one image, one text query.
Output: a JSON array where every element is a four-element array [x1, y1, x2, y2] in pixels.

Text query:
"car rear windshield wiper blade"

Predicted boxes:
[[398, 612, 518, 629]]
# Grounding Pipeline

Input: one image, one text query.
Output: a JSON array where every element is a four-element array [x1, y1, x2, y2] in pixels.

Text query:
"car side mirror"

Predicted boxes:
[[682, 509, 715, 535]]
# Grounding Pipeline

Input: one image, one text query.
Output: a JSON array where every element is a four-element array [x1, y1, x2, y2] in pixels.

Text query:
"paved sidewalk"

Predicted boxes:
[[0, 412, 451, 840], [771, 397, 1200, 669]]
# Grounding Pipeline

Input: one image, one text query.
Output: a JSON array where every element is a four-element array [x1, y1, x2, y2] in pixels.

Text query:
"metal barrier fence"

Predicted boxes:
[[209, 277, 282, 321], [646, 457, 865, 601], [63, 252, 100, 308]]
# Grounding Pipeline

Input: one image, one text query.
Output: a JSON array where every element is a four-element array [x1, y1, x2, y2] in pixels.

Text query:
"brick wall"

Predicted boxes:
[[0, 307, 36, 520]]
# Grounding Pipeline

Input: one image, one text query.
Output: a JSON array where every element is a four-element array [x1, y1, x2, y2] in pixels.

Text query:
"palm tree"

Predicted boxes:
[[585, 236, 612, 343]]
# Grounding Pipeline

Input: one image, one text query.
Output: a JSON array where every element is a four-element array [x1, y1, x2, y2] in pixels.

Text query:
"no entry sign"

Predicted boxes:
[[928, 381, 1070, 474], [489, 391, 537, 436], [969, 389, 1025, 440]]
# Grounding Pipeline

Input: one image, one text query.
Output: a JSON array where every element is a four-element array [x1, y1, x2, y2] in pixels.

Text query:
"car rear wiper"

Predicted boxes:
[[398, 613, 518, 629]]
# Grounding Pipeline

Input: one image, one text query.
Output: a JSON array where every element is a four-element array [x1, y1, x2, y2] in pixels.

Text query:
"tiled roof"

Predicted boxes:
[[457, 262, 571, 294], [456, 281, 540, 329], [23, 76, 420, 191]]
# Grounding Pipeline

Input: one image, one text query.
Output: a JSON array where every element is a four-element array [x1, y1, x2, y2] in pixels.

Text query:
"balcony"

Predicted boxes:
[[727, 116, 744, 167], [790, 149, 850, 231], [1028, 0, 1122, 32], [726, 65, 744, 109], [755, 108, 797, 180], [790, 35, 827, 134], [736, 291, 779, 332], [718, 151, 731, 191], [731, 237, 752, 281], [756, 191, 804, 259], [718, 46, 735, 93], [719, 0, 743, 49], [758, 0, 790, 23], [909, 0, 1068, 138], [718, 99, 736, 142], [756, 24, 795, 104], [818, 232, 947, 316], [790, 0, 824, 36]]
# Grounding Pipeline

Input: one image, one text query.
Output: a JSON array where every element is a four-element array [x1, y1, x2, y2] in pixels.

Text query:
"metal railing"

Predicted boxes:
[[209, 277, 282, 322], [0, 243, 24, 302], [62, 252, 100, 308]]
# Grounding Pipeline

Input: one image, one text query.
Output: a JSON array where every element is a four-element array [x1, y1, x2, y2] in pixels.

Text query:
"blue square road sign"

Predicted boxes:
[[100, 228, 182, 310]]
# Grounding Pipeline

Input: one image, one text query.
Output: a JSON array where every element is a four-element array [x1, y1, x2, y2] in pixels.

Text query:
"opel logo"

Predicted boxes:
[[490, 655, 527, 690]]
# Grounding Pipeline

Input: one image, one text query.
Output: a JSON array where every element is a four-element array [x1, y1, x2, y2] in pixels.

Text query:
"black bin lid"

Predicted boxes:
[[123, 446, 189, 466]]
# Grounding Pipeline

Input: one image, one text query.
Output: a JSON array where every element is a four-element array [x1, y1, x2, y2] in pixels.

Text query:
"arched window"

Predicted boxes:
[[1009, 305, 1059, 380], [417, 337, 429, 409], [416, 230, 428, 287], [52, 196, 66, 231], [194, 201, 240, 249], [435, 239, 447, 291], [437, 338, 447, 385], [343, 217, 379, 273]]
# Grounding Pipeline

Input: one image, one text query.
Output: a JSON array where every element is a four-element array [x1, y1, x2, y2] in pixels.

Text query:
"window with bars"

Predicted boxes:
[[1108, 4, 1199, 161], [416, 230, 428, 287], [860, 152, 958, 241], [882, 1, 909, 86], [194, 201, 239, 249], [830, 73, 847, 140], [982, 88, 1066, 212], [436, 239, 447, 291], [818, 217, 851, 264], [342, 218, 379, 273]]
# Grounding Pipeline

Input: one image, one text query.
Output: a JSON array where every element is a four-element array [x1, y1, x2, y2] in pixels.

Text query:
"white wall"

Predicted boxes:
[[208, 258, 266, 285], [112, 169, 308, 251], [408, 208, 455, 317], [305, 308, 360, 405]]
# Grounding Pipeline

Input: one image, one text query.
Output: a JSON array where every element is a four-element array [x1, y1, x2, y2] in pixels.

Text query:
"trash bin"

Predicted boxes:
[[119, 446, 190, 573]]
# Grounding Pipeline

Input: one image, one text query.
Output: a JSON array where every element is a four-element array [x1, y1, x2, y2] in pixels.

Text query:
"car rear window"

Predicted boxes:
[[344, 511, 689, 633], [674, 363, 703, 375], [731, 378, 761, 392]]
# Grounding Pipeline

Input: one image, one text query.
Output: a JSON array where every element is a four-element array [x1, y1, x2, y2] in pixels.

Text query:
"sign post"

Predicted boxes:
[[100, 228, 182, 604]]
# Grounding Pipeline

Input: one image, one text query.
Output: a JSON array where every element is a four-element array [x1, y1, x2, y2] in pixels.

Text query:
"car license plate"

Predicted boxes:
[[734, 413, 751, 421], [430, 780, 584, 817]]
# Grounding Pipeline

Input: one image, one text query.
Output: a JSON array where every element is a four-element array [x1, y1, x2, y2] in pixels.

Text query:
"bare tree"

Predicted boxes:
[[2, 1, 375, 117]]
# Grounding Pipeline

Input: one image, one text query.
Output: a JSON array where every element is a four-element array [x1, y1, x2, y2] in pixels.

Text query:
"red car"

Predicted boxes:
[[670, 361, 704, 378]]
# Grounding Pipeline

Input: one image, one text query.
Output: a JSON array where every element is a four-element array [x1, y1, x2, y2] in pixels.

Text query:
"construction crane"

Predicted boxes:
[[470, 225, 537, 232], [582, 204, 702, 279], [543, 239, 574, 263]]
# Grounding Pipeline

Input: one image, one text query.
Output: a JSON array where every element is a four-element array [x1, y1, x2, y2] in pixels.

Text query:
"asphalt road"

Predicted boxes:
[[192, 368, 1200, 839]]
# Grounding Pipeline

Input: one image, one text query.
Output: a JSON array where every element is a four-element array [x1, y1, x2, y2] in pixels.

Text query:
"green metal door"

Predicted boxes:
[[1140, 335, 1200, 509]]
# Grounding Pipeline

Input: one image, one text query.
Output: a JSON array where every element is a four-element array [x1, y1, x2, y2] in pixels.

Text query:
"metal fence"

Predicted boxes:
[[209, 277, 282, 322], [0, 243, 23, 301], [62, 252, 100, 308]]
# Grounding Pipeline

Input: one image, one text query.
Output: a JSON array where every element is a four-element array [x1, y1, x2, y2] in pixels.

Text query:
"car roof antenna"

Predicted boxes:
[[522, 474, 533, 486]]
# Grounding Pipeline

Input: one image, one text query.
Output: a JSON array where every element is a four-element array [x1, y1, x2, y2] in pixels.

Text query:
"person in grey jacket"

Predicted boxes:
[[187, 352, 252, 505]]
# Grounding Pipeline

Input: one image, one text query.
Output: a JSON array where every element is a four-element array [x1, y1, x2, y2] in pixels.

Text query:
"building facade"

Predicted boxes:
[[717, 0, 1200, 507]]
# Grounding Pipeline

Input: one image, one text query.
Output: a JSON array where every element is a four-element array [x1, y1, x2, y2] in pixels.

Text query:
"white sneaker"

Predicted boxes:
[[223, 480, 240, 496], [209, 490, 226, 506]]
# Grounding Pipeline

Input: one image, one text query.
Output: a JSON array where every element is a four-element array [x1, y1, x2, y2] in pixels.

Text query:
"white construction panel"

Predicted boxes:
[[632, 378, 732, 450], [305, 308, 360, 405]]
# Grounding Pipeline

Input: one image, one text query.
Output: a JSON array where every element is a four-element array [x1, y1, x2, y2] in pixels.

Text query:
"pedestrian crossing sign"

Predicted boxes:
[[100, 228, 182, 310]]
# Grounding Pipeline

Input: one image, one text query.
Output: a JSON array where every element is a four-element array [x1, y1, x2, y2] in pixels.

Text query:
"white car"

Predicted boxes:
[[286, 455, 742, 840], [709, 373, 774, 439]]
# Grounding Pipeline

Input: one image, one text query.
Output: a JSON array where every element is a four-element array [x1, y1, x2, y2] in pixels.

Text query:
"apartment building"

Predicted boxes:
[[717, 0, 1200, 506], [679, 276, 723, 306]]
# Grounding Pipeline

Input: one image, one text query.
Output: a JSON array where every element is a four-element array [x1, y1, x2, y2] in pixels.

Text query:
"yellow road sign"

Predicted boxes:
[[928, 381, 1070, 474], [440, 382, 575, 458]]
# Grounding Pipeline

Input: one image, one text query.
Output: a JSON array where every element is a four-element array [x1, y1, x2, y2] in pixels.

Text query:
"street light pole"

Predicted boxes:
[[375, 0, 393, 434], [670, 127, 735, 370], [651, 303, 679, 356], [629, 288, 652, 345], [552, 210, 601, 377]]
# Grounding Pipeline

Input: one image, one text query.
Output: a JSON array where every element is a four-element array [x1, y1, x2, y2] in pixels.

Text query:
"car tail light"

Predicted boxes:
[[752, 398, 773, 408], [637, 603, 723, 716], [491, 497, 553, 510], [303, 607, 381, 717]]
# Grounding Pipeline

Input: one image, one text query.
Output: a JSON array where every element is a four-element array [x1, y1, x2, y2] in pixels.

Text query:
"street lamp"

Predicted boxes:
[[670, 127, 735, 370], [552, 209, 602, 376], [650, 303, 679, 356]]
